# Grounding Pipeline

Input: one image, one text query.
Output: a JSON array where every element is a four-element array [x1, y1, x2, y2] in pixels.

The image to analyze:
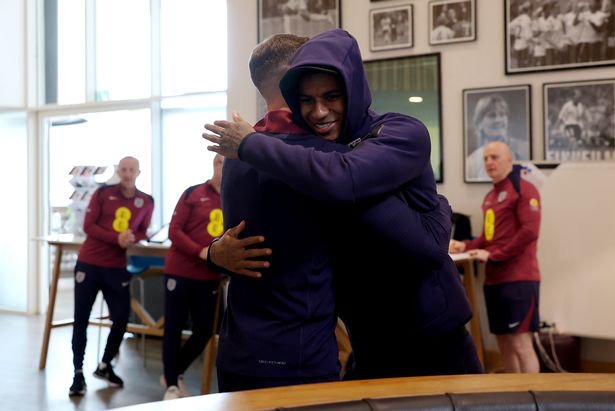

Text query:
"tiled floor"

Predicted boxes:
[[0, 279, 215, 411]]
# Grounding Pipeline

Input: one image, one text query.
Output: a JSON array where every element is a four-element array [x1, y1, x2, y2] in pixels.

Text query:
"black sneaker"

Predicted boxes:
[[69, 371, 87, 396], [93, 363, 124, 387]]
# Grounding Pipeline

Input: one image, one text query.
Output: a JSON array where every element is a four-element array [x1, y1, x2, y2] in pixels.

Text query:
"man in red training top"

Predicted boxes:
[[450, 141, 541, 373], [161, 154, 223, 400], [69, 156, 154, 396]]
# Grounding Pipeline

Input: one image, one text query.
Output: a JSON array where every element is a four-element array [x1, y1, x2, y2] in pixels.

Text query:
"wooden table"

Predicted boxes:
[[450, 252, 484, 366], [110, 373, 615, 411], [38, 235, 220, 393]]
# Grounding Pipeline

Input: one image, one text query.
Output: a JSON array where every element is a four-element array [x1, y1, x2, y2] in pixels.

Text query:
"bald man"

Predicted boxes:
[[450, 141, 541, 373], [69, 156, 154, 396]]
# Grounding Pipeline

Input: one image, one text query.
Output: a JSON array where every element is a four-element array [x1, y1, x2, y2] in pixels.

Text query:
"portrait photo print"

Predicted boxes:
[[506, 0, 615, 74], [544, 79, 615, 162], [258, 0, 340, 42], [463, 85, 532, 183], [369, 4, 413, 51], [429, 0, 476, 45]]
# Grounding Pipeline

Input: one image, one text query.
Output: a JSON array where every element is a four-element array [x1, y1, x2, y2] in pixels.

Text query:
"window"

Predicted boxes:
[[95, 0, 151, 101], [32, 0, 227, 314], [160, 94, 226, 223], [0, 112, 28, 311], [160, 0, 228, 95]]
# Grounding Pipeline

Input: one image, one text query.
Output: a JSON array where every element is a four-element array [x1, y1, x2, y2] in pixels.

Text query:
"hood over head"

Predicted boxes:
[[279, 29, 373, 144]]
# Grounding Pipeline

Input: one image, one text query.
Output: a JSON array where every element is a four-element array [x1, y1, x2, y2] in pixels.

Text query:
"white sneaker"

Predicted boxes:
[[163, 385, 182, 401], [160, 374, 191, 397]]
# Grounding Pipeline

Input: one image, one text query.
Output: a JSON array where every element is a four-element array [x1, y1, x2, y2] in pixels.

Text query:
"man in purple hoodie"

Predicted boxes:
[[206, 30, 482, 381]]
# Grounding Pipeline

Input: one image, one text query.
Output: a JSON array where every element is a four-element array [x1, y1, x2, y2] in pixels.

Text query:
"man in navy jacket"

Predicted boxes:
[[206, 29, 482, 380]]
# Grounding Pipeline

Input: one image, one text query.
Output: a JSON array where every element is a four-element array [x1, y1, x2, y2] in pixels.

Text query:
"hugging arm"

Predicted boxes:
[[208, 115, 431, 204], [357, 193, 452, 270]]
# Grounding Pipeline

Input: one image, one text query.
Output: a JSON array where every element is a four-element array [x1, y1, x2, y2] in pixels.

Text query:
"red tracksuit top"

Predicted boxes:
[[78, 184, 154, 268], [464, 171, 541, 285], [164, 181, 222, 281]]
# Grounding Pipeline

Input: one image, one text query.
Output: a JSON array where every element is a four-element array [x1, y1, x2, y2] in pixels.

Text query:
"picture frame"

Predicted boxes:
[[505, 0, 615, 74], [463, 85, 532, 183], [369, 4, 413, 51], [543, 78, 615, 162], [364, 53, 443, 182], [428, 0, 476, 45], [257, 0, 341, 43]]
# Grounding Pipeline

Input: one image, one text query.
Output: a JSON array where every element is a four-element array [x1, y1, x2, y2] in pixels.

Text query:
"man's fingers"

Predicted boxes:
[[240, 259, 270, 269], [213, 120, 232, 129], [232, 112, 241, 121], [242, 248, 272, 259], [237, 235, 266, 247], [206, 146, 224, 154], [202, 133, 222, 143], [235, 269, 262, 278], [226, 221, 246, 237]]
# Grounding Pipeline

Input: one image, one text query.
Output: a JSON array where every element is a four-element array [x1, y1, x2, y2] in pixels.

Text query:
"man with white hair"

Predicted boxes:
[[450, 141, 541, 373]]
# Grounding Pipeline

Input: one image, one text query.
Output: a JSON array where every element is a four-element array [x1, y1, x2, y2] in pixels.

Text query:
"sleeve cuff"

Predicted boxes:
[[206, 237, 226, 273]]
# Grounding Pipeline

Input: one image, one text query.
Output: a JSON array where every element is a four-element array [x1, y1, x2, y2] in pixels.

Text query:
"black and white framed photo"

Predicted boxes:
[[429, 0, 476, 45], [369, 4, 413, 51], [505, 0, 615, 74], [258, 0, 340, 42], [544, 79, 615, 162], [364, 53, 443, 181], [463, 85, 532, 183]]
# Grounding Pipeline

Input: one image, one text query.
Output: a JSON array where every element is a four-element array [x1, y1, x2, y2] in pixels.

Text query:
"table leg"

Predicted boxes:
[[201, 282, 223, 394], [461, 259, 485, 367], [39, 244, 64, 369]]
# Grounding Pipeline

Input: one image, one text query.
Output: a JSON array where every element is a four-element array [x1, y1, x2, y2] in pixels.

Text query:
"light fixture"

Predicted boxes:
[[408, 96, 423, 103]]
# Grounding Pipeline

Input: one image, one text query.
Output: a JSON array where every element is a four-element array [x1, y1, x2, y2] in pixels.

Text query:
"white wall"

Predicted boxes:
[[227, 0, 615, 362]]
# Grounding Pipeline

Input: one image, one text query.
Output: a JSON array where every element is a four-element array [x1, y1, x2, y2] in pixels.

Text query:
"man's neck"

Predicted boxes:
[[267, 103, 291, 112], [120, 184, 137, 198], [210, 178, 221, 193]]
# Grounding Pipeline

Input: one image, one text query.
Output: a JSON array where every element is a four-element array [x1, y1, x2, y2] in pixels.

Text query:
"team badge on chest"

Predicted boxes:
[[134, 197, 144, 208], [497, 191, 508, 203]]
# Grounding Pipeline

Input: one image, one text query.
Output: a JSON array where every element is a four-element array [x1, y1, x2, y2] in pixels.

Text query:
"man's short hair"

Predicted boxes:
[[249, 34, 308, 95]]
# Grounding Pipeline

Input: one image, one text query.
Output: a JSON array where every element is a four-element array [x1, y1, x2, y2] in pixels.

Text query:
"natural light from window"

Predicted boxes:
[[160, 0, 227, 95]]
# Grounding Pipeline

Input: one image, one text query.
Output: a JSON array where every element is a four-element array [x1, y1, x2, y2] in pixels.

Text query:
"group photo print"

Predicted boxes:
[[258, 0, 340, 41], [369, 4, 414, 51], [506, 0, 615, 73], [429, 0, 476, 45]]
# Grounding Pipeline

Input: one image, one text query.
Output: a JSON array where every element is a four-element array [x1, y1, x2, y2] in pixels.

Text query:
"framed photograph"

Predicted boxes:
[[257, 0, 341, 42], [463, 85, 532, 183], [364, 53, 443, 182], [544, 79, 615, 162], [369, 4, 413, 51], [505, 0, 615, 74], [429, 0, 476, 45]]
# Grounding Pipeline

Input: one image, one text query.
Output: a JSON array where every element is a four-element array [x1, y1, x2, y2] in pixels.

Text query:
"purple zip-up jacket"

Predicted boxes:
[[236, 29, 472, 340], [216, 111, 340, 379]]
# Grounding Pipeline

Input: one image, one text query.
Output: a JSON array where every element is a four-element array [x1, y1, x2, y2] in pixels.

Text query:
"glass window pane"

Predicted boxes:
[[0, 0, 25, 107], [95, 0, 151, 101], [160, 0, 227, 95], [56, 0, 86, 104], [47, 109, 152, 235], [161, 93, 226, 223], [0, 112, 28, 311]]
